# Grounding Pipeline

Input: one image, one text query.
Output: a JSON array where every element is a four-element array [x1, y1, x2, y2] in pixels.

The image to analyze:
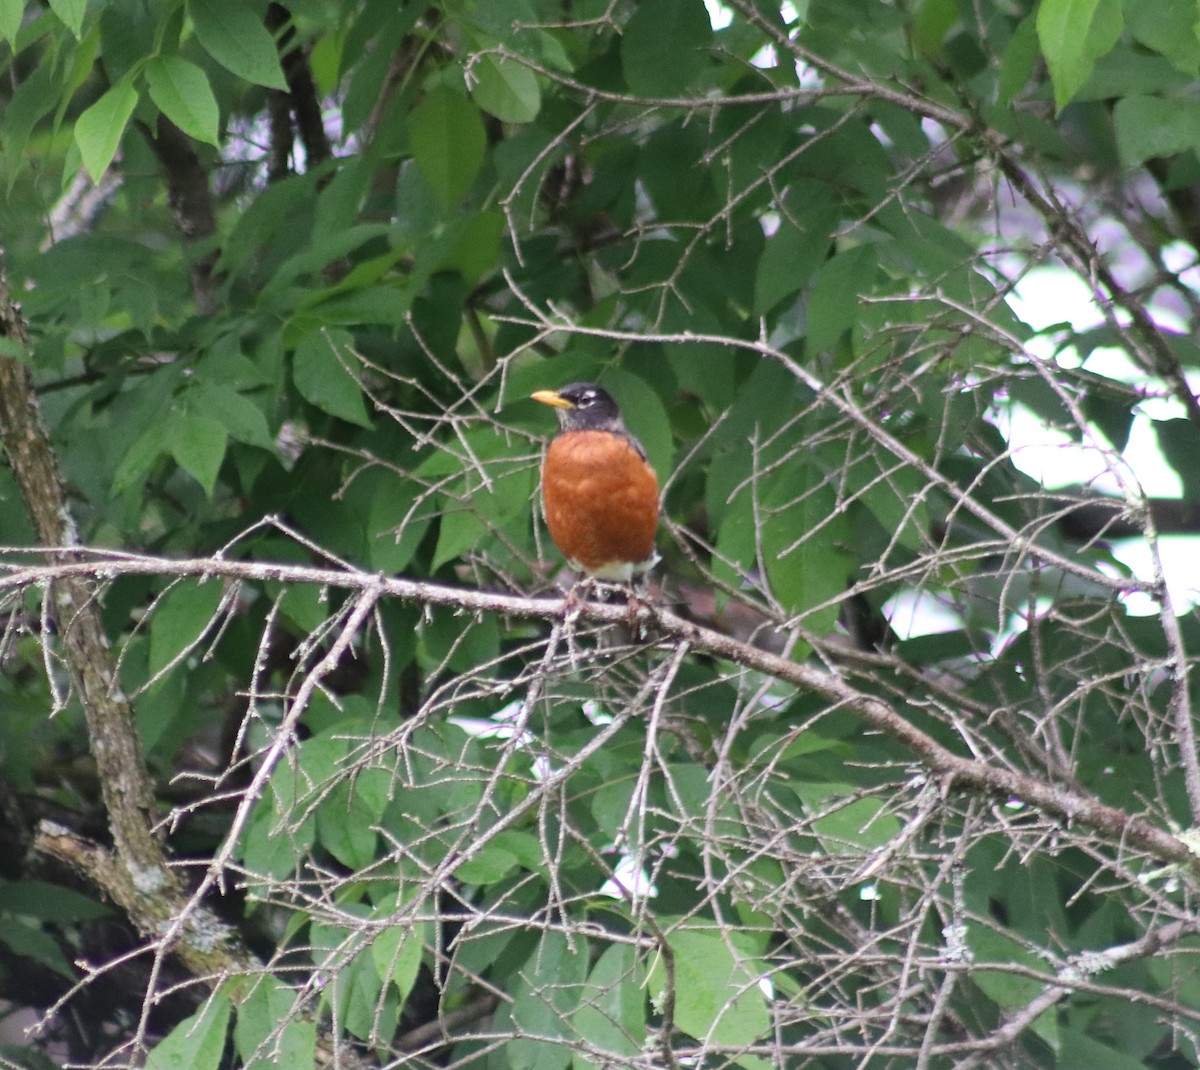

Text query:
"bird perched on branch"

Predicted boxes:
[[531, 383, 660, 586]]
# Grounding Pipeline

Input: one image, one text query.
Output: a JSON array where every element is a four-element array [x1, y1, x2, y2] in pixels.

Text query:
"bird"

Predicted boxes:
[[530, 383, 660, 586]]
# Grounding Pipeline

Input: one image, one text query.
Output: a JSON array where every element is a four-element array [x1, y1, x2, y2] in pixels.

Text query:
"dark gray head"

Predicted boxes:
[[531, 382, 626, 433]]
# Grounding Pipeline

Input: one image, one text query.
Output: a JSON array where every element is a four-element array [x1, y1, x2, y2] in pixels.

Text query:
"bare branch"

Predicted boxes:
[[0, 547, 1194, 872]]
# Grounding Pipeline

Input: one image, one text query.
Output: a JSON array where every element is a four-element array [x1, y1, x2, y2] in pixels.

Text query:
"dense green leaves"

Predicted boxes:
[[3, 0, 1200, 1067]]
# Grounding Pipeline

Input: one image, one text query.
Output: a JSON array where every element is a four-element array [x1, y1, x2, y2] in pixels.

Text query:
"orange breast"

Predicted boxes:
[[541, 430, 659, 577]]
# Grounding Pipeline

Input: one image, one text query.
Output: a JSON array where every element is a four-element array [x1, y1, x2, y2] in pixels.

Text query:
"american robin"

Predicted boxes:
[[531, 383, 660, 584]]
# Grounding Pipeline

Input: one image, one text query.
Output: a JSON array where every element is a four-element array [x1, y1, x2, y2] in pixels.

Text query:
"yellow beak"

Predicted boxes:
[[531, 389, 573, 410]]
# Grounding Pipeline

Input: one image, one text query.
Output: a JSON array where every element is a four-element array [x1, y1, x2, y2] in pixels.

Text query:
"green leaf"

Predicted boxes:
[[276, 584, 329, 633], [418, 420, 536, 572], [510, 930, 589, 1070], [75, 80, 139, 182], [1082, 389, 1134, 451], [234, 976, 316, 1070], [99, 1, 157, 83], [1036, 0, 1123, 110], [454, 843, 520, 884], [431, 455, 534, 572], [1055, 1027, 1151, 1070], [5, 59, 57, 191], [998, 15, 1039, 104], [293, 330, 372, 427], [146, 994, 232, 1070], [144, 56, 220, 146], [300, 730, 389, 870], [408, 86, 486, 208], [754, 181, 838, 314], [443, 209, 505, 285], [371, 923, 425, 1001], [48, 0, 86, 38], [171, 412, 228, 495], [240, 779, 315, 879], [758, 463, 853, 632], [811, 796, 903, 852], [1076, 49, 1192, 101], [0, 336, 29, 361], [806, 245, 877, 353], [1154, 418, 1200, 500], [1113, 95, 1200, 169], [316, 770, 389, 869], [647, 923, 770, 1070], [432, 508, 484, 571], [572, 942, 646, 1070], [354, 469, 434, 573], [421, 610, 500, 674], [370, 896, 425, 1002], [191, 384, 275, 449], [188, 0, 287, 90], [149, 581, 225, 680], [0, 880, 112, 922], [310, 912, 389, 1043], [621, 0, 713, 96], [913, 0, 958, 59], [471, 53, 541, 122], [0, 0, 24, 46], [317, 805, 377, 870], [1125, 0, 1200, 74], [0, 919, 76, 979], [854, 462, 928, 555], [112, 423, 168, 496], [970, 927, 1046, 1010]]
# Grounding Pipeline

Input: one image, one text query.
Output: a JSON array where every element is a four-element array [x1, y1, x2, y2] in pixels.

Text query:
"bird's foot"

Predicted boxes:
[[625, 587, 657, 640], [561, 576, 656, 640]]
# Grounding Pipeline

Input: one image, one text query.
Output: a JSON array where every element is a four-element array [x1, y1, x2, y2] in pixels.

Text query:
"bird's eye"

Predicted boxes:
[[580, 390, 597, 405]]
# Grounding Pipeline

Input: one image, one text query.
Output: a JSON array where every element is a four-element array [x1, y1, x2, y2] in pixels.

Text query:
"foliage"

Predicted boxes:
[[1, 0, 1200, 1068]]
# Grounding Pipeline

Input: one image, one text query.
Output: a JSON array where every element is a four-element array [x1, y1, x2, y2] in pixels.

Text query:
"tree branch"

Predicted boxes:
[[0, 547, 1193, 870], [139, 115, 220, 316], [267, 3, 332, 171], [0, 268, 165, 884], [0, 264, 260, 994]]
